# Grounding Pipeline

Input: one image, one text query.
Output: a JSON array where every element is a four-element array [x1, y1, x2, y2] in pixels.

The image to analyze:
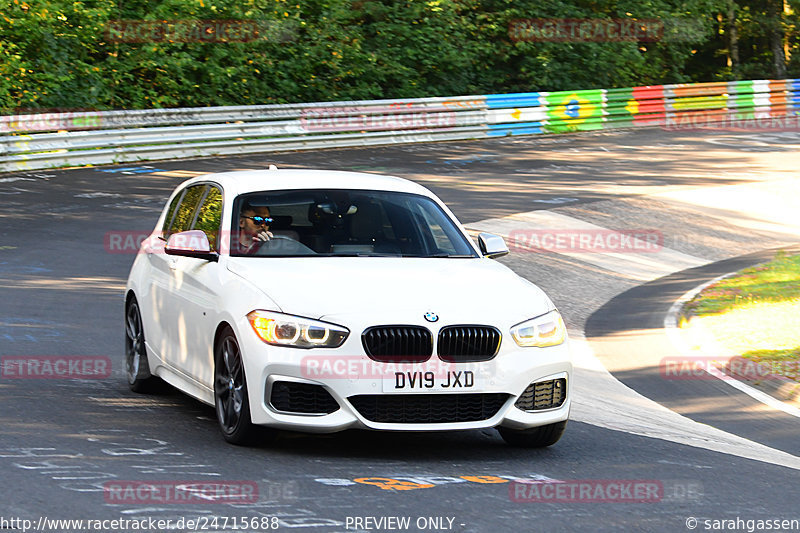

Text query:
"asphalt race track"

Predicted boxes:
[[1, 127, 800, 532]]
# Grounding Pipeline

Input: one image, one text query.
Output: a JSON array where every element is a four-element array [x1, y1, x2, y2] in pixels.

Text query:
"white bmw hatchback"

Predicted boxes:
[[125, 168, 572, 446]]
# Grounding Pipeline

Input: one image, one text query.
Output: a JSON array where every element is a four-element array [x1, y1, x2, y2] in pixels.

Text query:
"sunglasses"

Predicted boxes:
[[243, 216, 273, 225]]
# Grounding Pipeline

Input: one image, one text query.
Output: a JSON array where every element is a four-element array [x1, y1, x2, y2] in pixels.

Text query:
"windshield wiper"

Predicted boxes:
[[404, 253, 475, 258], [313, 252, 474, 258], [317, 252, 399, 257]]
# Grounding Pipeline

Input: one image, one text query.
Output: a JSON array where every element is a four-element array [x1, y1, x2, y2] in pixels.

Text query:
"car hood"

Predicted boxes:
[[227, 257, 553, 326]]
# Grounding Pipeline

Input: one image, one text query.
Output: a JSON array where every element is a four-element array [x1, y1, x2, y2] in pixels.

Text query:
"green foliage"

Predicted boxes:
[[686, 251, 800, 317], [741, 347, 800, 383], [0, 0, 796, 111]]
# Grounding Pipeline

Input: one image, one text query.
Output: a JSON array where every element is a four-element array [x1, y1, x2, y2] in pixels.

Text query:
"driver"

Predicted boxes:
[[237, 202, 273, 253]]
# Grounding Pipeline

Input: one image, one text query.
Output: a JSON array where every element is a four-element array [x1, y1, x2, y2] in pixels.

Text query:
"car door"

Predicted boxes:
[[163, 185, 224, 389], [142, 184, 206, 365]]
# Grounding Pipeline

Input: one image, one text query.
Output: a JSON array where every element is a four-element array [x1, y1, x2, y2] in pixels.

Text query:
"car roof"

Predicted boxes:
[[182, 168, 433, 198]]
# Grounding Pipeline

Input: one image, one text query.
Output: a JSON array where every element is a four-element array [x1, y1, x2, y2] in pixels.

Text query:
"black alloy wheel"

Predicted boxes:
[[214, 327, 256, 444], [125, 297, 155, 392]]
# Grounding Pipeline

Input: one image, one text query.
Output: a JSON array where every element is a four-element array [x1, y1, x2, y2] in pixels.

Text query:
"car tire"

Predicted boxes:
[[498, 421, 567, 448], [214, 327, 257, 445], [125, 296, 156, 393]]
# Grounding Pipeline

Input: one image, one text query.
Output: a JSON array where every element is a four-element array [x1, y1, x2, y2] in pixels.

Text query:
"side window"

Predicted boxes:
[[192, 186, 223, 251], [160, 191, 184, 239], [165, 185, 206, 239]]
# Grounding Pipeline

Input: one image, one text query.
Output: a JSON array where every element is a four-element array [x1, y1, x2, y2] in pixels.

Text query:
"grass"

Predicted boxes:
[[684, 251, 800, 316], [683, 251, 800, 382], [740, 348, 800, 381]]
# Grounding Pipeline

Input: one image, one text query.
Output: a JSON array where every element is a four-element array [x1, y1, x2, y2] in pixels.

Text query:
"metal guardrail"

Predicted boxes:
[[2, 80, 799, 172]]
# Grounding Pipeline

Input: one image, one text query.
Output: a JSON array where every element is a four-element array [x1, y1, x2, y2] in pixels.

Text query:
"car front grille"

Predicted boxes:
[[269, 381, 340, 415], [514, 378, 567, 412], [362, 326, 433, 362], [348, 393, 509, 424], [437, 325, 501, 362]]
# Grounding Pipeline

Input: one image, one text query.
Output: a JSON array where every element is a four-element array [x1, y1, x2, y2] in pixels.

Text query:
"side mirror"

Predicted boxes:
[[478, 232, 509, 259], [165, 230, 219, 262]]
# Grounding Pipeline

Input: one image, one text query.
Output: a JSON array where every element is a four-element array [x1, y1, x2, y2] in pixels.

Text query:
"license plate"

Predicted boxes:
[[382, 370, 481, 393]]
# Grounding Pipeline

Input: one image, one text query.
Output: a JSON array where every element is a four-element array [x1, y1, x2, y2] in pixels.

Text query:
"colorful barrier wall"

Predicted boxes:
[[2, 78, 799, 172], [488, 79, 800, 135]]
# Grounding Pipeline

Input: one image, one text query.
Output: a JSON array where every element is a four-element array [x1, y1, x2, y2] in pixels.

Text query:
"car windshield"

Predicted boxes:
[[230, 189, 478, 258]]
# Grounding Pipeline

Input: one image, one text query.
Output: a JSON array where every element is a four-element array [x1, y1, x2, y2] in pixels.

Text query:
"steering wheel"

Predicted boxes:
[[251, 236, 316, 256]]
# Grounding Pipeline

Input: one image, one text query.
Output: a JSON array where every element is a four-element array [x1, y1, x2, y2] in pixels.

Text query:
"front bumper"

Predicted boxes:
[[237, 319, 572, 433]]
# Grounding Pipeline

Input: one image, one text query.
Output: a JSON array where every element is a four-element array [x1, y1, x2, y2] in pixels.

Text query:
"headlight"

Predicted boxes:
[[510, 310, 567, 347], [247, 310, 349, 349]]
